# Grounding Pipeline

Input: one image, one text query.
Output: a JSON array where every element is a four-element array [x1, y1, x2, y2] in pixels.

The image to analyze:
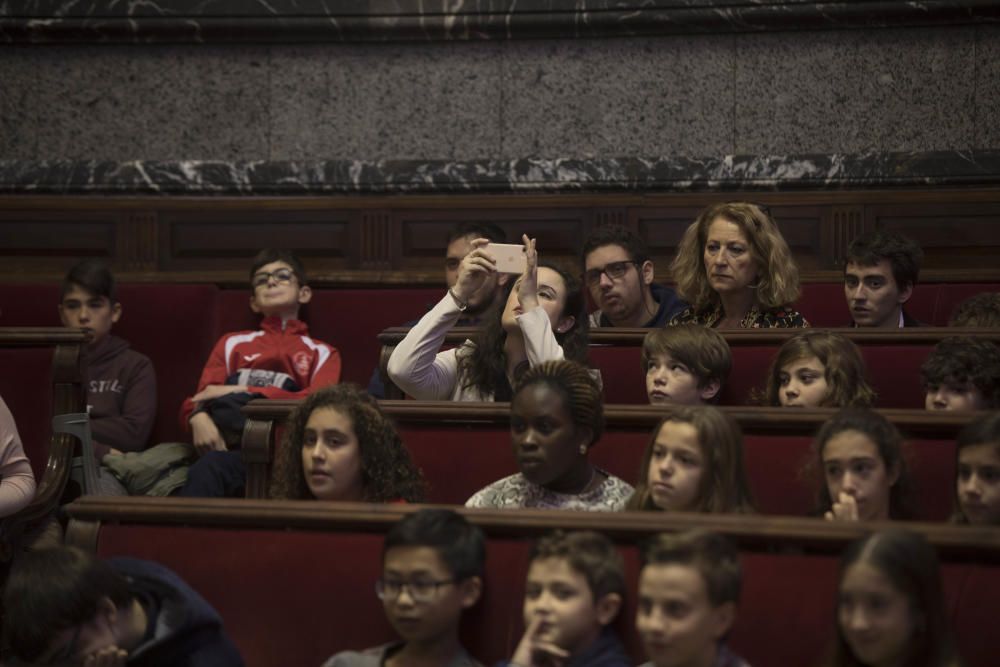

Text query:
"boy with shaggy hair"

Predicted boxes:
[[324, 509, 486, 666], [642, 326, 731, 406], [502, 530, 630, 667], [844, 230, 924, 328], [921, 336, 1000, 411], [2, 546, 243, 666], [177, 249, 341, 497], [637, 530, 750, 667]]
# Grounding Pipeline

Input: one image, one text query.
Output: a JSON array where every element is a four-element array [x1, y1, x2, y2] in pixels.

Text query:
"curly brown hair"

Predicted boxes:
[[270, 384, 426, 502], [760, 331, 876, 408], [670, 202, 801, 312]]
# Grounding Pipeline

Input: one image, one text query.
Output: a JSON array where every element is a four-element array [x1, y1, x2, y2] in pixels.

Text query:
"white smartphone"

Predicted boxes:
[[488, 243, 528, 274]]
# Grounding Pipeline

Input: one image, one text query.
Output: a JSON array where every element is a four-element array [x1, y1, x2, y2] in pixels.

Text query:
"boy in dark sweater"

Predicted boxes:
[[3, 545, 244, 667], [59, 259, 157, 460]]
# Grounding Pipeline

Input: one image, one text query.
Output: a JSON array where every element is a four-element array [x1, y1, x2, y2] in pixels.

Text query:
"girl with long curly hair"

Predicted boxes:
[[388, 234, 591, 402], [270, 384, 425, 502]]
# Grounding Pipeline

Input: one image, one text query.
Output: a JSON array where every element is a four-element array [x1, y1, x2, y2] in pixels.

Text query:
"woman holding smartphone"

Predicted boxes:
[[387, 234, 592, 401]]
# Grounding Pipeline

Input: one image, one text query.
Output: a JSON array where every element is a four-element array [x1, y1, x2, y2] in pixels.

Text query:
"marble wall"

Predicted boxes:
[[1, 24, 997, 164]]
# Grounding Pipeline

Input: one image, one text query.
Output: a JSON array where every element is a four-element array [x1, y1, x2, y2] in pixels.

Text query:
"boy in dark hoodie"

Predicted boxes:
[[3, 545, 244, 667], [59, 260, 156, 494], [501, 530, 630, 667]]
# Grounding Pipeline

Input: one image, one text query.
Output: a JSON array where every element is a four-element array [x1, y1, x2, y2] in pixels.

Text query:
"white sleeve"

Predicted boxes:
[[387, 293, 464, 401], [0, 397, 36, 518], [516, 306, 566, 367]]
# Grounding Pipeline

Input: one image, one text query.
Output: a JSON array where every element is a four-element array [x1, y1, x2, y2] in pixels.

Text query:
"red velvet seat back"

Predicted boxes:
[[0, 347, 55, 478], [398, 422, 956, 520], [96, 524, 546, 667], [94, 517, 1000, 667]]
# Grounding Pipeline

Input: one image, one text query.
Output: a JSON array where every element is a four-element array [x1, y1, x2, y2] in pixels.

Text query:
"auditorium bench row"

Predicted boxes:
[[1, 281, 996, 439], [63, 498, 1000, 667], [243, 401, 976, 521]]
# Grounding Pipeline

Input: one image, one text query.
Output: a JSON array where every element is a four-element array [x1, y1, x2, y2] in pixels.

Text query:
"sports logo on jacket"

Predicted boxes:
[[293, 351, 312, 377]]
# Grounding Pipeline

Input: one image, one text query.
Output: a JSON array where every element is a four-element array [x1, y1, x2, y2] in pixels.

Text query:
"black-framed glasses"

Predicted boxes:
[[376, 578, 456, 602], [251, 268, 296, 289], [584, 260, 640, 287]]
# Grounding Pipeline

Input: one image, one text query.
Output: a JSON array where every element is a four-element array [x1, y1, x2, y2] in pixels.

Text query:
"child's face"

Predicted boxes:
[[301, 406, 363, 501], [59, 285, 121, 346], [838, 560, 914, 667], [957, 442, 1000, 525], [502, 267, 571, 334], [646, 353, 713, 406], [778, 355, 829, 408], [523, 557, 604, 657], [511, 384, 586, 489], [636, 563, 732, 667], [380, 545, 478, 644], [925, 383, 988, 411], [646, 421, 704, 512], [822, 429, 898, 521], [250, 260, 311, 318]]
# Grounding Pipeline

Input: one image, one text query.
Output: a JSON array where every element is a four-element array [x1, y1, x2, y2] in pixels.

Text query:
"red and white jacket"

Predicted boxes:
[[179, 316, 341, 429]]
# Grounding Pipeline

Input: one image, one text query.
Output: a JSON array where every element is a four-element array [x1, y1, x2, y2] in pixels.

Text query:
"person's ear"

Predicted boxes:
[[575, 426, 594, 455], [700, 379, 721, 402], [710, 601, 736, 640], [459, 576, 483, 609], [57, 303, 69, 326], [555, 315, 576, 334], [497, 273, 512, 287], [110, 301, 123, 325], [898, 282, 914, 305], [887, 460, 901, 488], [95, 596, 119, 628], [249, 294, 261, 314], [594, 592, 622, 626], [640, 260, 655, 286], [297, 284, 313, 305]]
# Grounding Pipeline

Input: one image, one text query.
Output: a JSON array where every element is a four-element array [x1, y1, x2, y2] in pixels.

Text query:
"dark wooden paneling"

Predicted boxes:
[[0, 211, 119, 272], [159, 213, 355, 272], [392, 208, 593, 273], [869, 202, 1000, 270], [4, 190, 1000, 284]]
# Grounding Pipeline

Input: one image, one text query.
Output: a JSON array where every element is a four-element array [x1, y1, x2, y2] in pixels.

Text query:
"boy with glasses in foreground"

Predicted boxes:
[[324, 509, 486, 667]]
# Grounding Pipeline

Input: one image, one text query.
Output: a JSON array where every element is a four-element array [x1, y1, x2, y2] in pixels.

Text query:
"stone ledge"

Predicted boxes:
[[1, 1, 999, 44], [2, 152, 1000, 195]]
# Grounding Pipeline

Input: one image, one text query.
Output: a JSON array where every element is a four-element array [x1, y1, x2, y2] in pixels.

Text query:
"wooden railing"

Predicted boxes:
[[0, 328, 89, 553]]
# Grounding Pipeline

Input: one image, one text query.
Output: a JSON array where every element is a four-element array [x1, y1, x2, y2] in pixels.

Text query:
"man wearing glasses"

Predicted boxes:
[[582, 226, 686, 328]]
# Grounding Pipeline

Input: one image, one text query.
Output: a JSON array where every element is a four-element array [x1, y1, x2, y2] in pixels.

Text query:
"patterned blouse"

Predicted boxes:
[[669, 303, 809, 329], [465, 470, 634, 511]]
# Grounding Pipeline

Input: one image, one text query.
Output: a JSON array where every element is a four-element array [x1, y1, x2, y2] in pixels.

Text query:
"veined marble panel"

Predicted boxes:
[[1, 1, 998, 44], [2, 152, 999, 195]]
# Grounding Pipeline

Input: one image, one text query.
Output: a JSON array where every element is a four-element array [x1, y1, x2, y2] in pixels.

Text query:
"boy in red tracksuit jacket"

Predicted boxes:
[[176, 249, 341, 497]]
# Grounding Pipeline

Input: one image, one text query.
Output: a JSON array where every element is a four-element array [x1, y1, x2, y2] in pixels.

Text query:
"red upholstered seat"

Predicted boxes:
[[90, 514, 998, 667], [396, 421, 956, 521]]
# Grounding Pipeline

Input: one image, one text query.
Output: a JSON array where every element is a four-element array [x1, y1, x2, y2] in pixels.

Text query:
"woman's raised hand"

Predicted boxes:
[[516, 234, 539, 311], [453, 237, 496, 303]]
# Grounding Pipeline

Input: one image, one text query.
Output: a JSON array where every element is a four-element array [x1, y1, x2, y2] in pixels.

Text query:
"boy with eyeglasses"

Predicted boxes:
[[323, 509, 486, 667], [176, 249, 341, 497], [582, 225, 686, 329]]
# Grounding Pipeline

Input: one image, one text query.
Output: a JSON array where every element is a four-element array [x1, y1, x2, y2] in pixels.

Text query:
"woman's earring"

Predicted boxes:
[[579, 444, 587, 455]]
